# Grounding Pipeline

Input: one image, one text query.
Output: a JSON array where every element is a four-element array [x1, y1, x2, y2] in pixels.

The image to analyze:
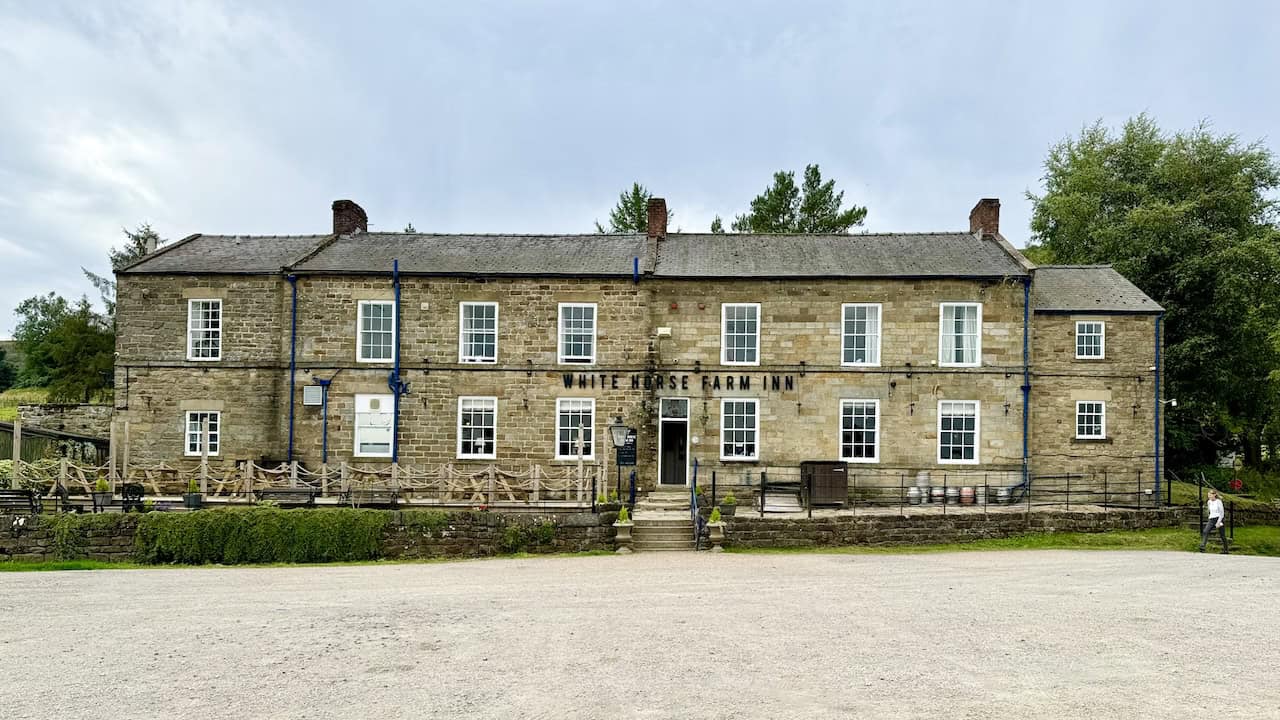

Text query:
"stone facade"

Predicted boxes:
[[112, 198, 1165, 498], [17, 404, 114, 438]]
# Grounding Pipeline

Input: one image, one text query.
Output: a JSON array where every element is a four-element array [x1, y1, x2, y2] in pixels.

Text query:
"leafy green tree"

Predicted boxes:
[[83, 224, 161, 319], [0, 348, 15, 393], [1028, 115, 1280, 468], [595, 182, 672, 233], [404, 222, 417, 233], [44, 299, 115, 403], [13, 292, 71, 388], [710, 216, 725, 233], [731, 164, 867, 233]]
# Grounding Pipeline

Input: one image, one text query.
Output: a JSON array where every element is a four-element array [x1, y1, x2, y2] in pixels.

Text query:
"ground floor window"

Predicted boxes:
[[839, 399, 879, 462], [1076, 401, 1106, 439], [556, 398, 595, 459], [720, 399, 759, 461], [458, 397, 497, 459], [184, 411, 220, 457], [355, 394, 394, 457], [938, 400, 979, 464]]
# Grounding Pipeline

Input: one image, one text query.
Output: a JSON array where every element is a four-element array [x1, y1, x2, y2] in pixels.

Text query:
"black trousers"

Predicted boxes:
[[1200, 517, 1228, 551]]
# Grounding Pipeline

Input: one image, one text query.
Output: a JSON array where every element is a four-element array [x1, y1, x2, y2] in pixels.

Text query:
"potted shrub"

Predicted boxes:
[[612, 505, 634, 553], [719, 492, 738, 517], [707, 506, 725, 552], [184, 478, 203, 510], [92, 477, 113, 512]]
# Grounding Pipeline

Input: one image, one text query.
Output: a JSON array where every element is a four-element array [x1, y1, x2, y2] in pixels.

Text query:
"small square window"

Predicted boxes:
[[184, 411, 220, 457], [938, 400, 980, 464], [839, 400, 879, 462], [1076, 401, 1106, 439], [1076, 321, 1105, 359], [458, 397, 497, 459], [720, 399, 759, 461]]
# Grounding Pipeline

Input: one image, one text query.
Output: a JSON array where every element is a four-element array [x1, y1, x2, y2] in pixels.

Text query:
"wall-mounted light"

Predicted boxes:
[[1161, 398, 1178, 408], [526, 359, 533, 377], [799, 360, 806, 377]]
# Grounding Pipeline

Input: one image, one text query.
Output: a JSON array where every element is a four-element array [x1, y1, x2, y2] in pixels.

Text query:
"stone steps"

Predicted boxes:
[[632, 512, 696, 552]]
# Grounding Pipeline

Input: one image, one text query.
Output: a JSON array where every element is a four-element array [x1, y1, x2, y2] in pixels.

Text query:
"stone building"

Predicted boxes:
[[114, 197, 1165, 495]]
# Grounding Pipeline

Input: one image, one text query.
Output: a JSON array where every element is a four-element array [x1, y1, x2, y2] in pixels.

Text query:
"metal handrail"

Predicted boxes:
[[690, 459, 701, 549]]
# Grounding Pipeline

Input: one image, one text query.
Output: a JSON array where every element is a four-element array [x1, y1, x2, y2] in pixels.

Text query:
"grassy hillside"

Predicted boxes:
[[0, 387, 48, 422]]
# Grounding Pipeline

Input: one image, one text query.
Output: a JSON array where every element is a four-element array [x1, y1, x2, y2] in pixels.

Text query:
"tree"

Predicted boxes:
[[83, 224, 162, 319], [13, 292, 71, 388], [0, 348, 15, 393], [730, 164, 867, 233], [1028, 115, 1280, 469], [404, 222, 417, 233], [595, 182, 672, 233], [43, 299, 115, 403], [710, 216, 725, 233]]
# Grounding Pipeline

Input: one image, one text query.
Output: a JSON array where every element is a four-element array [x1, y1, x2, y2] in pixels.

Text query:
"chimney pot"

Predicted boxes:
[[332, 199, 368, 235], [646, 197, 667, 240], [969, 198, 1000, 235]]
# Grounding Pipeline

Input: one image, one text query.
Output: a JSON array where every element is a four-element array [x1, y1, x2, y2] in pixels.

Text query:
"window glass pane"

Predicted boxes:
[[188, 300, 222, 359], [1076, 401, 1105, 437], [723, 305, 759, 363], [560, 305, 596, 362], [185, 411, 220, 455], [941, 305, 979, 365], [557, 399, 594, 457], [459, 397, 497, 456], [462, 304, 497, 361], [1076, 322, 1104, 358], [841, 400, 878, 460], [842, 305, 880, 364], [355, 394, 394, 456], [360, 303, 394, 361], [938, 401, 978, 462], [721, 399, 758, 458]]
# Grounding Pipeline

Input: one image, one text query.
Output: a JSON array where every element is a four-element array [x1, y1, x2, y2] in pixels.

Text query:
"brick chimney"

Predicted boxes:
[[646, 197, 667, 240], [332, 199, 368, 235], [969, 198, 1000, 235]]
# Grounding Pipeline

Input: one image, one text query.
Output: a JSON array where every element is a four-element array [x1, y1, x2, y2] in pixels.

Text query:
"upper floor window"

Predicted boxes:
[[841, 303, 881, 366], [1075, 321, 1105, 359], [354, 393, 394, 457], [459, 302, 498, 363], [721, 303, 760, 366], [187, 299, 222, 361], [1076, 401, 1106, 439], [556, 398, 595, 459], [839, 399, 880, 463], [939, 303, 981, 367], [720, 399, 759, 461], [184, 410, 221, 457], [558, 303, 597, 364], [458, 397, 497, 459], [938, 400, 980, 464], [357, 301, 395, 363]]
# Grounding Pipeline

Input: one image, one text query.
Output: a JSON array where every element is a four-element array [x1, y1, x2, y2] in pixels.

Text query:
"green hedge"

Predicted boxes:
[[133, 508, 388, 564]]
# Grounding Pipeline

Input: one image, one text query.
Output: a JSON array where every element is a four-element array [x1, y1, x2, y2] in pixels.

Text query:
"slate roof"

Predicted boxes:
[[1032, 265, 1163, 314], [121, 230, 1032, 279], [118, 234, 331, 274], [291, 233, 649, 276], [654, 232, 1028, 278]]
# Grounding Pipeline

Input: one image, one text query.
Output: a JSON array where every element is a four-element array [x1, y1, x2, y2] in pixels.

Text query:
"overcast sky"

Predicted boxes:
[[2, 0, 1278, 337]]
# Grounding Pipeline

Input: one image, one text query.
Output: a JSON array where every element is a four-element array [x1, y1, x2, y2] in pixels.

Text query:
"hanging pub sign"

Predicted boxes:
[[561, 373, 796, 393]]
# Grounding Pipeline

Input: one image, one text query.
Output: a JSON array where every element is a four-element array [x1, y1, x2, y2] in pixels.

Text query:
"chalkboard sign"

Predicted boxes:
[[616, 428, 638, 466]]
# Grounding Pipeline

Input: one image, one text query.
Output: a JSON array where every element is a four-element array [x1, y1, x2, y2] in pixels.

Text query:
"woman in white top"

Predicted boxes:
[[1198, 490, 1229, 554]]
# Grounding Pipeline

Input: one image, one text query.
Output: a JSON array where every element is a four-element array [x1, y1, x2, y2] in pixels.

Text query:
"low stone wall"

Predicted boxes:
[[0, 509, 617, 564], [723, 508, 1191, 549], [18, 403, 113, 438]]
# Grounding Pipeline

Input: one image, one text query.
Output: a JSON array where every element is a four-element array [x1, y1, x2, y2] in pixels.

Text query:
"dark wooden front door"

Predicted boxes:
[[659, 420, 687, 485]]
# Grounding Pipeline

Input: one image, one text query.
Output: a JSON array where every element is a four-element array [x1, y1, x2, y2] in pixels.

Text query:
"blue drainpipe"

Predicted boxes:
[[1154, 313, 1164, 501], [317, 377, 332, 464], [388, 259, 407, 463], [1021, 277, 1031, 485], [286, 274, 299, 462]]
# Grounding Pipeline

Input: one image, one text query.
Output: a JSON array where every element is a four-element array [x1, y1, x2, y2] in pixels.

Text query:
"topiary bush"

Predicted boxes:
[[134, 508, 388, 565]]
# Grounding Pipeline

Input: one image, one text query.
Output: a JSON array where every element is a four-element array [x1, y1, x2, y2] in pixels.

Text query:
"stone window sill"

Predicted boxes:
[[1071, 437, 1113, 445]]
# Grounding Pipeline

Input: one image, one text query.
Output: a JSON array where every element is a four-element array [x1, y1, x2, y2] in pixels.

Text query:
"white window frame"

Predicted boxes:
[[458, 302, 499, 364], [937, 400, 981, 465], [356, 300, 396, 364], [938, 302, 982, 368], [354, 393, 394, 458], [557, 303, 597, 365], [555, 397, 596, 460], [1075, 401, 1107, 440], [840, 303, 882, 367], [838, 399, 880, 463], [457, 396, 498, 460], [183, 410, 221, 457], [719, 398, 760, 461], [720, 303, 761, 366], [186, 299, 222, 361], [1075, 320, 1106, 359]]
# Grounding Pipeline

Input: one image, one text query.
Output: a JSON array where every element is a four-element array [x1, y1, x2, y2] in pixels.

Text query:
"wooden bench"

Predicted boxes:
[[0, 489, 41, 514], [339, 487, 400, 509], [253, 488, 318, 508]]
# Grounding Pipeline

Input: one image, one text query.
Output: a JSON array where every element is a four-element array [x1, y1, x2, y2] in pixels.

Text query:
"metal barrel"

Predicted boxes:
[[930, 486, 946, 505], [906, 486, 922, 505], [959, 487, 975, 505]]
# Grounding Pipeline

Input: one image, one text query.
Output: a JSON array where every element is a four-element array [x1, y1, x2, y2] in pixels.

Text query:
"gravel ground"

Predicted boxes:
[[1, 550, 1276, 719]]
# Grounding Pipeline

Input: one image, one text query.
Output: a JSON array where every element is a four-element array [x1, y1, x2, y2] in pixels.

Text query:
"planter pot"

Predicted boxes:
[[597, 502, 622, 512], [613, 521, 634, 553], [707, 521, 726, 552], [184, 493, 204, 510], [91, 491, 113, 513], [719, 504, 737, 517]]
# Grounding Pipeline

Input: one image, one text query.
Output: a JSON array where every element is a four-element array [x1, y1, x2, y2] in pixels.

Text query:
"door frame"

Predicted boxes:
[[657, 397, 691, 487]]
